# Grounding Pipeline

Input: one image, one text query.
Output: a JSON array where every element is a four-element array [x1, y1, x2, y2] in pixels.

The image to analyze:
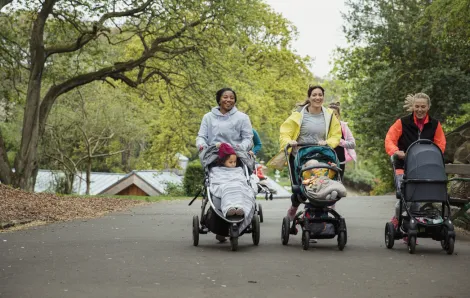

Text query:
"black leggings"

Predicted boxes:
[[339, 163, 345, 180]]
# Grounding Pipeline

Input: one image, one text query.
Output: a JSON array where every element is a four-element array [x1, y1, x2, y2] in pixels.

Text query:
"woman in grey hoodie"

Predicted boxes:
[[196, 88, 254, 243], [196, 88, 253, 152]]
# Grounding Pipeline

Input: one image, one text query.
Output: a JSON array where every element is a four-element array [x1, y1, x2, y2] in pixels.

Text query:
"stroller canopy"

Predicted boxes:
[[295, 146, 339, 170], [403, 141, 447, 202], [405, 141, 447, 181]]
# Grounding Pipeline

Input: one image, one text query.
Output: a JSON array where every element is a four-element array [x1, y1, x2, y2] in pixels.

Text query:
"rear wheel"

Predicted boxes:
[[338, 231, 346, 251], [230, 237, 238, 251], [252, 214, 260, 245], [385, 222, 395, 249], [258, 203, 264, 223], [302, 230, 310, 250], [192, 215, 199, 246], [408, 236, 416, 254], [281, 216, 290, 245]]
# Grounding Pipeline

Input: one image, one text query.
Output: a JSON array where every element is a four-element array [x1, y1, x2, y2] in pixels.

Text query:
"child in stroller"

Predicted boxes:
[[384, 139, 456, 254], [281, 143, 348, 250], [189, 143, 262, 251]]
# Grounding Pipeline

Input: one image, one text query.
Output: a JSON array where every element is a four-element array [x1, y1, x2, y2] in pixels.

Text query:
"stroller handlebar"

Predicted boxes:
[[284, 142, 330, 156]]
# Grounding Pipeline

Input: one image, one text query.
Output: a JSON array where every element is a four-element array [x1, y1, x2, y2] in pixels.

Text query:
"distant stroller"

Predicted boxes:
[[253, 164, 275, 202], [189, 145, 262, 251], [384, 139, 455, 254], [281, 143, 347, 250]]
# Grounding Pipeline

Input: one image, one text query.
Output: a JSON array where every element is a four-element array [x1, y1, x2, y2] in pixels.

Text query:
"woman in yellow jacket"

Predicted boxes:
[[267, 85, 342, 220]]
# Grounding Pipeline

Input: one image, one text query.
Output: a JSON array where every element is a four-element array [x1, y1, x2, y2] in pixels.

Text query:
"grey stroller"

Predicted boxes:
[[189, 145, 262, 251], [385, 139, 456, 254]]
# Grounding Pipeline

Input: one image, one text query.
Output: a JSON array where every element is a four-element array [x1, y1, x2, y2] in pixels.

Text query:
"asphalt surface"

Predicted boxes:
[[1, 196, 469, 298]]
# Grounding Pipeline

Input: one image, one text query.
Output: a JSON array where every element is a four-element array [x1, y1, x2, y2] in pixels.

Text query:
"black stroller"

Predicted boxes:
[[281, 143, 347, 250], [385, 139, 455, 254], [189, 146, 262, 251]]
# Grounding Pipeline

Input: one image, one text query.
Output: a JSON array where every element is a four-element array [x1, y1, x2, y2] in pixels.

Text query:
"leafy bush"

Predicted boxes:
[[183, 160, 205, 196], [164, 182, 186, 197], [343, 168, 375, 193]]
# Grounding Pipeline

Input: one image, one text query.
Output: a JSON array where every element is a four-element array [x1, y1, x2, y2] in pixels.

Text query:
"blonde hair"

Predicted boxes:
[[403, 93, 431, 112]]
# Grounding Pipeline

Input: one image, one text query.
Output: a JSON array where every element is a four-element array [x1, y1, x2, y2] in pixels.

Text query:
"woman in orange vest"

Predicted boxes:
[[385, 93, 446, 236]]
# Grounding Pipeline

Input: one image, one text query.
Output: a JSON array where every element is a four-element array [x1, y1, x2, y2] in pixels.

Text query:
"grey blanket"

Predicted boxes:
[[209, 167, 256, 231]]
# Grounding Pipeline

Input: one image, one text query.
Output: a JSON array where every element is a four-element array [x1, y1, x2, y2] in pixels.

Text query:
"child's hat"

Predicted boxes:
[[216, 142, 236, 159]]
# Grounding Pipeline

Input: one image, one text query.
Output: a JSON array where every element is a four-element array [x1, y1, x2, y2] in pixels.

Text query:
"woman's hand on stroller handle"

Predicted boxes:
[[393, 150, 405, 160], [285, 141, 328, 149]]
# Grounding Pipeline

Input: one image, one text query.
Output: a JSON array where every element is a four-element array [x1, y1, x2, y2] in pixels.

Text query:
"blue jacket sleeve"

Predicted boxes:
[[252, 129, 262, 155]]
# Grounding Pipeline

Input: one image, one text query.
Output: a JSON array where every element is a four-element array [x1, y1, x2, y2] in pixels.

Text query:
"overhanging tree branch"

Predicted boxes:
[[0, 0, 13, 11], [45, 0, 153, 57], [39, 16, 208, 134]]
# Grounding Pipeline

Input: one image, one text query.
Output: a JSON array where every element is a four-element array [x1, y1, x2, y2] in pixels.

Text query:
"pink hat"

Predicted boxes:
[[217, 143, 236, 159]]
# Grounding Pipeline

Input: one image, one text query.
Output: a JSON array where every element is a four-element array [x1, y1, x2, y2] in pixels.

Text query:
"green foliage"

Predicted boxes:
[[183, 161, 205, 196], [164, 182, 186, 197], [442, 103, 470, 132], [334, 0, 470, 191], [344, 168, 375, 191]]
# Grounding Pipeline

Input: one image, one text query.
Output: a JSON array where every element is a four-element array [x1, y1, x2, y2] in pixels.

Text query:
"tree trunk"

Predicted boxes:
[[11, 0, 54, 191], [64, 171, 74, 194], [86, 157, 91, 195], [0, 131, 12, 185]]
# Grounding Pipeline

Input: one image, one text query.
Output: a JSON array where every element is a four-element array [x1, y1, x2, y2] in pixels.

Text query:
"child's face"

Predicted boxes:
[[224, 155, 237, 168]]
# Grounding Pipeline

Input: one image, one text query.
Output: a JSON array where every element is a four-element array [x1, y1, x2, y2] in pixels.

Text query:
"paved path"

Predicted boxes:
[[1, 196, 469, 298]]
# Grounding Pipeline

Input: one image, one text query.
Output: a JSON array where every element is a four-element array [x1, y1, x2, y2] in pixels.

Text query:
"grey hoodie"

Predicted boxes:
[[196, 106, 253, 152]]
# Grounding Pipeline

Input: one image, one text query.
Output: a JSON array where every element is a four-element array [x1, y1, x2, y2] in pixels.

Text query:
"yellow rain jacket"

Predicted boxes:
[[267, 105, 342, 170]]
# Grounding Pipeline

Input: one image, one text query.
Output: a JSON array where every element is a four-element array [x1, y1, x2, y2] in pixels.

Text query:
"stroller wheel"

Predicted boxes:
[[338, 231, 347, 251], [252, 214, 260, 245], [446, 237, 455, 255], [281, 216, 290, 245], [302, 230, 310, 250], [192, 215, 199, 246], [408, 236, 416, 254], [230, 237, 238, 251], [385, 222, 395, 249], [258, 203, 264, 223]]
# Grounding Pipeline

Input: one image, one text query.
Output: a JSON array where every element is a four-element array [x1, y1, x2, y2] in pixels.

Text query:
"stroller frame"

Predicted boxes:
[[281, 143, 347, 251], [385, 139, 456, 254], [189, 161, 262, 251]]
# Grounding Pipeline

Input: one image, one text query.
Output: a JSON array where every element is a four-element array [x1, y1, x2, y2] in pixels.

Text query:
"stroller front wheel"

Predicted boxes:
[[408, 236, 416, 254], [252, 214, 260, 245], [230, 237, 238, 251], [192, 215, 199, 246], [281, 216, 290, 245], [338, 231, 346, 251], [446, 237, 455, 255], [385, 222, 395, 249], [302, 230, 310, 250]]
